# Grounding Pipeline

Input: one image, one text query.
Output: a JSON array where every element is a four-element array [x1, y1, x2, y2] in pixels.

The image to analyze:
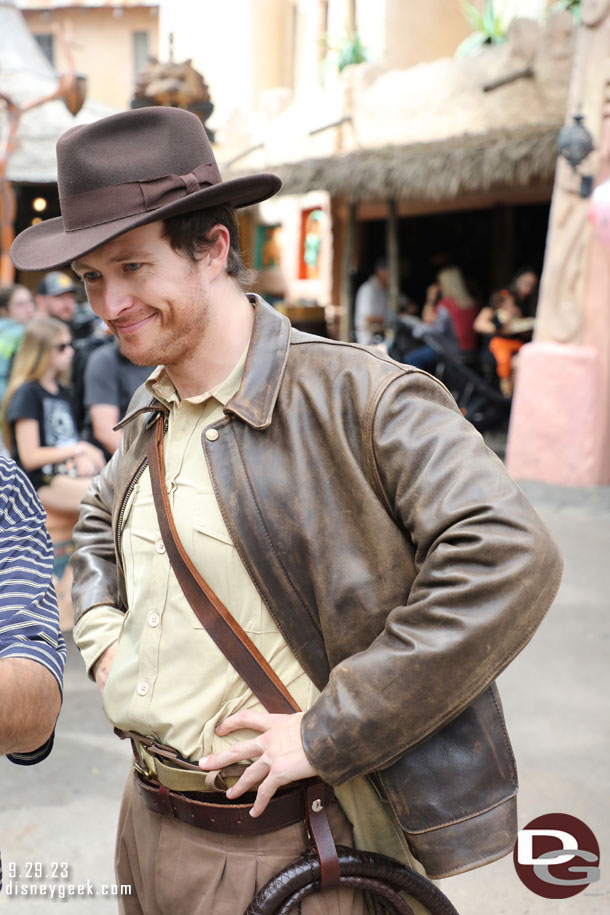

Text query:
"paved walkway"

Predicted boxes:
[[444, 482, 610, 914], [0, 482, 608, 914]]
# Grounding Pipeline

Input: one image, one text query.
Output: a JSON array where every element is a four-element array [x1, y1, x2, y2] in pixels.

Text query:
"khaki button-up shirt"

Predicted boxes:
[[73, 347, 319, 762]]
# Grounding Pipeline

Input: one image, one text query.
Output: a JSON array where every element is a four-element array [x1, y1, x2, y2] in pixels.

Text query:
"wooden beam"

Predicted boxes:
[[386, 197, 399, 314], [355, 186, 553, 221], [340, 201, 357, 341]]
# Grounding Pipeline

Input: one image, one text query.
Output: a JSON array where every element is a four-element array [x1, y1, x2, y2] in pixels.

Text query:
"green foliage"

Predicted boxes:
[[455, 0, 511, 57], [322, 32, 369, 73], [337, 32, 369, 71]]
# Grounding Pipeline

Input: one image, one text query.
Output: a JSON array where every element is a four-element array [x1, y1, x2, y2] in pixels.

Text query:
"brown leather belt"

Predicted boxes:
[[134, 769, 335, 837]]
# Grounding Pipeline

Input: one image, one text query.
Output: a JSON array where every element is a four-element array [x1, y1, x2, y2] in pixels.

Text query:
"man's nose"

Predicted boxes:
[[98, 280, 132, 320]]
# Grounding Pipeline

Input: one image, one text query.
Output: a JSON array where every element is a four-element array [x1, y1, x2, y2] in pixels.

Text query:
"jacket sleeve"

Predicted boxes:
[[71, 455, 121, 629], [301, 368, 563, 785], [70, 387, 152, 633], [71, 430, 137, 675]]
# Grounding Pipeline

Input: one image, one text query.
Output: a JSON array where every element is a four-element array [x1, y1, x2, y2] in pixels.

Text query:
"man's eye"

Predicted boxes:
[[83, 271, 101, 282], [124, 263, 142, 273]]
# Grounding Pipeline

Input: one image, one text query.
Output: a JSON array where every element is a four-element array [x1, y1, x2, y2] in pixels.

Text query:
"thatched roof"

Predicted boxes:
[[258, 124, 560, 203]]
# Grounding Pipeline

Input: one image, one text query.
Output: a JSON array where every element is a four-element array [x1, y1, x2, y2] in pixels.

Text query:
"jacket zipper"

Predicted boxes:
[[114, 456, 148, 571], [114, 412, 169, 565]]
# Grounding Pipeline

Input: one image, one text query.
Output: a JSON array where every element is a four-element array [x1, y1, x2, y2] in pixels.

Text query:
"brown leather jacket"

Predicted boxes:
[[71, 297, 563, 878]]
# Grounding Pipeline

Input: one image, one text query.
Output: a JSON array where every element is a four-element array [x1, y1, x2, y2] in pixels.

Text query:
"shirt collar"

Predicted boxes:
[[146, 343, 249, 409], [122, 295, 292, 432]]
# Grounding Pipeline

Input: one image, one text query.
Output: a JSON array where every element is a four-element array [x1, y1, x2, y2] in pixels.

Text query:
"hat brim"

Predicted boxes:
[[11, 173, 281, 272]]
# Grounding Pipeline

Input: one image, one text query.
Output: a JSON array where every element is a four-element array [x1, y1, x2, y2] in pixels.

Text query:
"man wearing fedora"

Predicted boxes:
[[11, 107, 562, 915]]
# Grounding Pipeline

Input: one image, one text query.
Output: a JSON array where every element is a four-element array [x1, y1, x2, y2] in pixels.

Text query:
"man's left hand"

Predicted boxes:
[[199, 710, 317, 817]]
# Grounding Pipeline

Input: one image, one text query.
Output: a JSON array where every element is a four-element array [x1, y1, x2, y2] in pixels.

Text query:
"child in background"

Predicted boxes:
[[474, 289, 528, 397], [2, 318, 105, 624]]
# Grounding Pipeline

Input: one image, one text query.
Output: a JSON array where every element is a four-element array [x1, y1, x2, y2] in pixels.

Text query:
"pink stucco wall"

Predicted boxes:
[[506, 342, 603, 486]]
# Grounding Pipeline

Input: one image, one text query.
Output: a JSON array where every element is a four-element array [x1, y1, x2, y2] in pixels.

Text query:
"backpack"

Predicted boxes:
[[71, 334, 108, 436], [75, 339, 134, 458]]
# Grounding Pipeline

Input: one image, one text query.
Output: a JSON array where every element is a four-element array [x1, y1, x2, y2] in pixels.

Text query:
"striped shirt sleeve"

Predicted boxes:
[[0, 456, 66, 764]]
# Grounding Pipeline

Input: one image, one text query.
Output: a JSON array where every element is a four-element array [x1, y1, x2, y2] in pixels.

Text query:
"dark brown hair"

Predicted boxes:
[[0, 284, 28, 315], [162, 205, 256, 289]]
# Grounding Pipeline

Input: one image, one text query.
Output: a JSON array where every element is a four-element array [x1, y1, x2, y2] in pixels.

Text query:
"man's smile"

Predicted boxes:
[[111, 313, 157, 335]]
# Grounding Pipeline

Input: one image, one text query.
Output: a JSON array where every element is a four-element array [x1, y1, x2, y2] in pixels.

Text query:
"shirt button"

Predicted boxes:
[[148, 612, 160, 628], [136, 681, 149, 696], [155, 540, 166, 554], [205, 428, 219, 442]]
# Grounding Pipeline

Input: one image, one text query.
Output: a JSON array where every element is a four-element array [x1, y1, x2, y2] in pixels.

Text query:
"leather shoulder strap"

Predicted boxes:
[[148, 417, 342, 891], [147, 416, 300, 715]]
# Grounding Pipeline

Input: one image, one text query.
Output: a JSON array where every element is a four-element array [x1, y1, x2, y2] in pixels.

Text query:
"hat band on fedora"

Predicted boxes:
[[61, 162, 220, 232]]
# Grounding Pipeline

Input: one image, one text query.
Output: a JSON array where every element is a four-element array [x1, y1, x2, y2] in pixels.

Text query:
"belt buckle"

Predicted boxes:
[[133, 757, 153, 780], [148, 739, 201, 772]]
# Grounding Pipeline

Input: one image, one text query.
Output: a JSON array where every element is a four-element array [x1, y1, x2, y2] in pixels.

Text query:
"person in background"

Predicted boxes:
[[0, 284, 36, 404], [83, 336, 153, 458], [0, 455, 65, 762], [2, 317, 104, 516], [508, 268, 538, 318], [0, 283, 35, 325], [37, 272, 103, 410], [35, 271, 77, 325], [399, 283, 460, 372], [353, 257, 390, 344], [0, 454, 66, 888], [2, 317, 105, 627], [427, 266, 478, 355], [474, 289, 529, 397], [386, 299, 420, 363]]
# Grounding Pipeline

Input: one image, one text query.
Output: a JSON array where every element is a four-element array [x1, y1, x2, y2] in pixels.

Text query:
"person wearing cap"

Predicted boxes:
[[11, 107, 562, 914], [35, 271, 77, 324]]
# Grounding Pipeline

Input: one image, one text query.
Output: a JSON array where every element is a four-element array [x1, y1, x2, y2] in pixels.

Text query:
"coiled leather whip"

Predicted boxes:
[[245, 845, 460, 915]]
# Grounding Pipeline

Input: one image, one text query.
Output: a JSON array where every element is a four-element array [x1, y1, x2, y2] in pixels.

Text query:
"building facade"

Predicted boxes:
[[17, 0, 159, 110], [507, 0, 610, 486], [10, 0, 607, 486]]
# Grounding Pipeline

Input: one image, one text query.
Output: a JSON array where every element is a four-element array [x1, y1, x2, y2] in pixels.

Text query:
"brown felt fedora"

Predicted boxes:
[[11, 107, 281, 271]]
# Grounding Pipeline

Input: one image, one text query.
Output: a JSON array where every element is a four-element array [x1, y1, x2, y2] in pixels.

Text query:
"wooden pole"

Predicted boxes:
[[340, 201, 357, 341], [386, 197, 399, 314]]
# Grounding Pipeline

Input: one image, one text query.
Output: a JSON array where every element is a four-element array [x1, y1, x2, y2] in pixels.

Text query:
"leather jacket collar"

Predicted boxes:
[[224, 295, 291, 430], [117, 295, 291, 433]]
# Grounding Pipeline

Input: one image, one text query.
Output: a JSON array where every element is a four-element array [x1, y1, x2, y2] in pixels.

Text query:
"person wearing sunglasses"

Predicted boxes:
[[2, 317, 104, 516]]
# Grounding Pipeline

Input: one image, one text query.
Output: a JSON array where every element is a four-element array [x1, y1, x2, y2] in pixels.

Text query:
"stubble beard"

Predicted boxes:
[[115, 281, 210, 369]]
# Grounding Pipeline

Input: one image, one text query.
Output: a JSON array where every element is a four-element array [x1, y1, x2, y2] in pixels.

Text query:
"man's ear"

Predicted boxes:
[[205, 225, 231, 281]]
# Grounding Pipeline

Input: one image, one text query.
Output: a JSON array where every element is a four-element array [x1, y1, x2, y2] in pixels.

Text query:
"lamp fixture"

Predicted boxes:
[[557, 113, 595, 197]]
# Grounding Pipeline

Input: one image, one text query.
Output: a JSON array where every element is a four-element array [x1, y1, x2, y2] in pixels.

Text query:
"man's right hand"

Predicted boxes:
[[92, 641, 118, 693]]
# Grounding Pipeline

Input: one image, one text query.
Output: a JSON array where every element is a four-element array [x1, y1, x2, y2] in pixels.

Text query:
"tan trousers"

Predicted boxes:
[[116, 775, 366, 915]]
